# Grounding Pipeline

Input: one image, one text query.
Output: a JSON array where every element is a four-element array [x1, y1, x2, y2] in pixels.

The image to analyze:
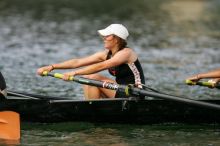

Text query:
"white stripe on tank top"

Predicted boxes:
[[128, 63, 142, 88]]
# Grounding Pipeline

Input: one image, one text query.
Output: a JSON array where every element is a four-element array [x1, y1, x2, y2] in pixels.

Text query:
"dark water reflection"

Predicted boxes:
[[19, 123, 220, 146], [0, 0, 220, 145]]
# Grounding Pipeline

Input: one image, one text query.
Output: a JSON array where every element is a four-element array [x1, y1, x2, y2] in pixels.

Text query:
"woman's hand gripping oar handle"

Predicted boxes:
[[42, 71, 74, 81], [185, 80, 220, 89]]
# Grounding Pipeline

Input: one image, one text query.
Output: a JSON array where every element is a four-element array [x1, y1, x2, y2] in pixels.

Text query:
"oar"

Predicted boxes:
[[0, 111, 20, 140], [7, 90, 71, 100], [7, 91, 40, 100], [185, 80, 220, 89], [42, 71, 220, 111]]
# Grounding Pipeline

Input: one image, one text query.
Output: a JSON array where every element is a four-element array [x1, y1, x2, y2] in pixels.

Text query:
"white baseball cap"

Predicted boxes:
[[98, 24, 129, 40]]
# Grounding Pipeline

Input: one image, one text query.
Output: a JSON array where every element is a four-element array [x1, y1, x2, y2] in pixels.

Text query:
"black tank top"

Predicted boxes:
[[106, 51, 145, 88]]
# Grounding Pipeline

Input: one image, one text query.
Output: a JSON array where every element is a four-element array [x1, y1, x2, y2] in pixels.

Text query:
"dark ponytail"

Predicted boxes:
[[118, 38, 127, 50], [114, 35, 127, 50]]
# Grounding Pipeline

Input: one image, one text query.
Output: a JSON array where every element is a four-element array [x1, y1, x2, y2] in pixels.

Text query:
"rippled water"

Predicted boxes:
[[1, 123, 219, 146], [0, 0, 220, 99], [0, 0, 220, 145]]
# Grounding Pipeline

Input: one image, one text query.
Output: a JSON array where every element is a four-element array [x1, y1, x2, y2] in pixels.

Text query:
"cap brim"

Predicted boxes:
[[98, 29, 112, 36]]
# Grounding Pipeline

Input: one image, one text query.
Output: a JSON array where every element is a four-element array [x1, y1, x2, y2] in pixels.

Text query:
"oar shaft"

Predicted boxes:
[[7, 90, 71, 100], [44, 72, 220, 110], [134, 88, 220, 110], [46, 72, 120, 90], [7, 91, 39, 100]]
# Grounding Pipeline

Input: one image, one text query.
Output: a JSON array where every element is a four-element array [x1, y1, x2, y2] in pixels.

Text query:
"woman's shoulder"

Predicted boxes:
[[123, 47, 132, 51], [121, 47, 137, 55], [120, 47, 132, 53], [121, 48, 138, 62]]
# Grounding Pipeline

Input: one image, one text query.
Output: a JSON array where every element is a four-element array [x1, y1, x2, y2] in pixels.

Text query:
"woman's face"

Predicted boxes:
[[102, 35, 117, 49]]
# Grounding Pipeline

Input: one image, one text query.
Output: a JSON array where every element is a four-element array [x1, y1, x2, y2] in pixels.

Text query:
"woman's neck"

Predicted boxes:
[[110, 46, 119, 56]]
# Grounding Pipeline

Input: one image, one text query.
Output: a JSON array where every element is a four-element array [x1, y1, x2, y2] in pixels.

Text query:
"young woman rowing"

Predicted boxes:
[[37, 24, 145, 99]]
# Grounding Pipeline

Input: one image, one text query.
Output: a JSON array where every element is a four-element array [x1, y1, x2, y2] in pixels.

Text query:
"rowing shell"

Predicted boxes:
[[1, 95, 220, 124]]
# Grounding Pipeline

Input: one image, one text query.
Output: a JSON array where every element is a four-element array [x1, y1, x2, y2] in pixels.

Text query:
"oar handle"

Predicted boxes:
[[43, 71, 74, 81], [185, 80, 220, 89]]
